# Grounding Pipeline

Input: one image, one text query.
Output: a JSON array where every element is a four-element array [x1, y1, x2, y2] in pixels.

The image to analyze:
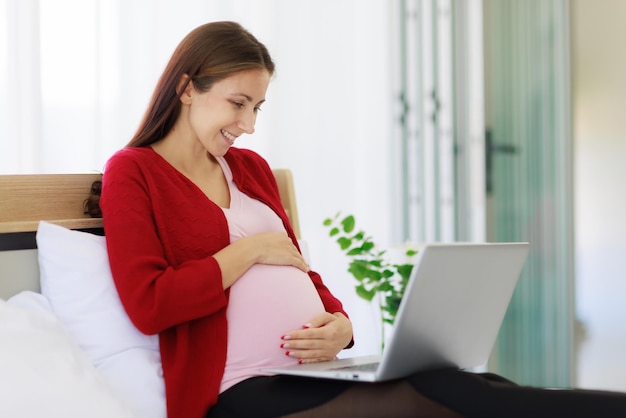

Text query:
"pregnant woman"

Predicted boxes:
[[98, 20, 626, 418]]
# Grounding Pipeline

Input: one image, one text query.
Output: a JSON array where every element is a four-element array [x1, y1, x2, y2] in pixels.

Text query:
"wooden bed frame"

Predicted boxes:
[[0, 169, 300, 299]]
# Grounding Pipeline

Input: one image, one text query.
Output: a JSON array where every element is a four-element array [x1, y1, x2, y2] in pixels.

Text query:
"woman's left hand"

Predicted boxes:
[[280, 312, 353, 364]]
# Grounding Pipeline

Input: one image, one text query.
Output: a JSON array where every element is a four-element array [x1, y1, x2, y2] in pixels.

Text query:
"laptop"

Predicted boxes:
[[263, 242, 530, 382]]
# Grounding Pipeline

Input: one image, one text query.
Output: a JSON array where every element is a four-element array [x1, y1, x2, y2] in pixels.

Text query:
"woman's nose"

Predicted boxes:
[[238, 111, 256, 134]]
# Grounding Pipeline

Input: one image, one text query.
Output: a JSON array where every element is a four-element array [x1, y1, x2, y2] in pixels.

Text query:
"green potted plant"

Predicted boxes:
[[323, 213, 417, 350]]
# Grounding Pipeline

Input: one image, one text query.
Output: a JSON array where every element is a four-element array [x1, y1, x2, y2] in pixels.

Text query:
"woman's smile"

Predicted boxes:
[[221, 129, 237, 145]]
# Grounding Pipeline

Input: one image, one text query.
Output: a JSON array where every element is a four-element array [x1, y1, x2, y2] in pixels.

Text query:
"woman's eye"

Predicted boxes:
[[254, 106, 263, 113], [232, 101, 244, 109]]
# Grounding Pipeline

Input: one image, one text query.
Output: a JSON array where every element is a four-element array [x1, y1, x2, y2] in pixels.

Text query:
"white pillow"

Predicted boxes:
[[1, 292, 139, 418], [36, 221, 165, 418]]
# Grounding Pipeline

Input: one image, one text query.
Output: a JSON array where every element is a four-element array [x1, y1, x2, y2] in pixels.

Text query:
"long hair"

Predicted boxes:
[[127, 21, 275, 148]]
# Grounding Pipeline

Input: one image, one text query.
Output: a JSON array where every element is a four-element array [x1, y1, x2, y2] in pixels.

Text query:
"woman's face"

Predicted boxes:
[[186, 68, 270, 157]]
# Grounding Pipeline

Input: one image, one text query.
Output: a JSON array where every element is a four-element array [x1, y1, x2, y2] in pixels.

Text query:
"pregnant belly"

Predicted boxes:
[[221, 264, 325, 392]]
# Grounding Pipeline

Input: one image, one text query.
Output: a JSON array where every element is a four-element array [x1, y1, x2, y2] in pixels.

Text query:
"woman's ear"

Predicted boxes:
[[177, 74, 193, 105]]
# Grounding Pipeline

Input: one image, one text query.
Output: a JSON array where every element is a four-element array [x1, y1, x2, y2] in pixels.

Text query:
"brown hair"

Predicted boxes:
[[127, 21, 275, 148], [84, 179, 102, 218]]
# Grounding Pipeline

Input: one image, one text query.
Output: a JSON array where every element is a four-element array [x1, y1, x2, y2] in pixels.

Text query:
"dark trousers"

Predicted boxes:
[[206, 369, 626, 418]]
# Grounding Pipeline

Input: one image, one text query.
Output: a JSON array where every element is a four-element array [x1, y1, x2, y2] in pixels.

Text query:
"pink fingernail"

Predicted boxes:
[[280, 343, 290, 348], [281, 335, 291, 340], [285, 351, 291, 357], [302, 323, 312, 329]]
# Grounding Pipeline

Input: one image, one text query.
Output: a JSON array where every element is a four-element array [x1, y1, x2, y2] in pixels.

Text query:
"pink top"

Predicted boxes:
[[217, 157, 325, 393]]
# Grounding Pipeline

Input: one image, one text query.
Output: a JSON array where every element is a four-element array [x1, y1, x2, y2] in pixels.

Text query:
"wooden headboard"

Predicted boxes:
[[0, 169, 300, 238], [0, 174, 104, 234], [0, 169, 300, 299]]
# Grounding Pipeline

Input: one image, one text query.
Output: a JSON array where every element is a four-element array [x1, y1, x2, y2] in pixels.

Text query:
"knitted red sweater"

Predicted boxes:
[[100, 146, 348, 418]]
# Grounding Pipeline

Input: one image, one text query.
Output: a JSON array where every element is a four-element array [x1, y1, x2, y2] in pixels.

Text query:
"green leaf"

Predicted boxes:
[[355, 285, 376, 301], [385, 295, 403, 317], [405, 249, 418, 257], [346, 247, 366, 256], [366, 269, 383, 281], [378, 281, 393, 291], [396, 264, 414, 280], [323, 218, 332, 226], [348, 261, 370, 280], [382, 269, 394, 279], [329, 227, 340, 237], [341, 215, 355, 233], [337, 237, 352, 250]]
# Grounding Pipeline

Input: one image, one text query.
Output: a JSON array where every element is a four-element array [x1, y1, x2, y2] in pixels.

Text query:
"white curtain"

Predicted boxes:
[[1, 0, 398, 357], [1, 0, 41, 173], [0, 0, 275, 174]]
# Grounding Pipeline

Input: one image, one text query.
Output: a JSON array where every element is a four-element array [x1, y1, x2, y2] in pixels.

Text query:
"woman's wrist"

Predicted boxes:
[[332, 312, 354, 350]]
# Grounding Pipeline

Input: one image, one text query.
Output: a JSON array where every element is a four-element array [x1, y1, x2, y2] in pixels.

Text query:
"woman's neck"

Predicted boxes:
[[152, 132, 220, 180]]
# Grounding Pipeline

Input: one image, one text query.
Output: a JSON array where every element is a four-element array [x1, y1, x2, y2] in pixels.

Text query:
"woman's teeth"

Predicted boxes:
[[221, 130, 236, 143]]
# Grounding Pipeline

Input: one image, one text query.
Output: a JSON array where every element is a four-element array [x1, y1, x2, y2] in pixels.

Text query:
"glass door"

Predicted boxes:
[[395, 0, 574, 388], [483, 0, 574, 388]]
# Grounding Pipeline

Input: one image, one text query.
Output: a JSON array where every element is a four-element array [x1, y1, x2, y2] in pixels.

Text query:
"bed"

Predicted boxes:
[[0, 170, 301, 418]]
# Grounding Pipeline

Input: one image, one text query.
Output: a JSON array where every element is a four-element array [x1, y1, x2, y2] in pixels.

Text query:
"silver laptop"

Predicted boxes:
[[263, 242, 530, 382]]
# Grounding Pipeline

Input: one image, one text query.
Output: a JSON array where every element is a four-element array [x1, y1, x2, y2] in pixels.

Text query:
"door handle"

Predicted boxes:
[[485, 129, 518, 195]]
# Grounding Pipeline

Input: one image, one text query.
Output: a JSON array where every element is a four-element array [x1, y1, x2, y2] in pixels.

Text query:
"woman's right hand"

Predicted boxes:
[[214, 231, 309, 289], [248, 231, 309, 272]]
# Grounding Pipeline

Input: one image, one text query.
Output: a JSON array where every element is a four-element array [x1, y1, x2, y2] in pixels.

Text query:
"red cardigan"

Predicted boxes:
[[100, 147, 348, 418]]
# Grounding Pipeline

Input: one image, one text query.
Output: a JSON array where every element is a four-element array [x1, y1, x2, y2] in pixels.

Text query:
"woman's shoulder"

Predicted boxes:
[[225, 146, 266, 162], [104, 147, 159, 174], [107, 146, 155, 164], [224, 147, 272, 173]]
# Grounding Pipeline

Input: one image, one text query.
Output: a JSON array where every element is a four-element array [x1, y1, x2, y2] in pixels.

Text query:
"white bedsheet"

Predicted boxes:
[[0, 292, 139, 418]]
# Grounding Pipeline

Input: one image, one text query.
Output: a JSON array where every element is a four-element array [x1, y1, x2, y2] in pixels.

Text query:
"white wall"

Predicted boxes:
[[572, 0, 626, 391]]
